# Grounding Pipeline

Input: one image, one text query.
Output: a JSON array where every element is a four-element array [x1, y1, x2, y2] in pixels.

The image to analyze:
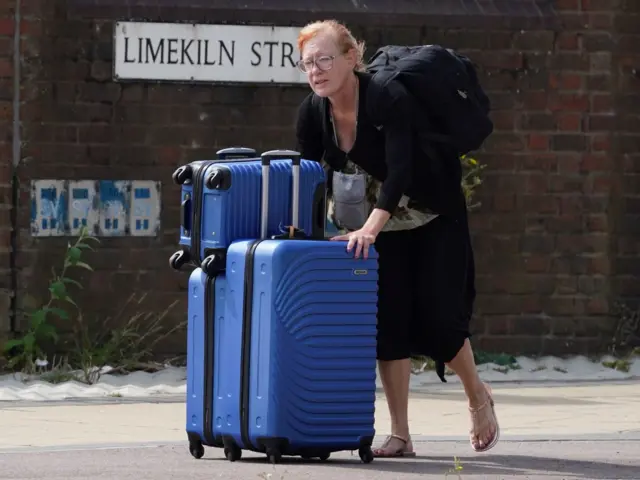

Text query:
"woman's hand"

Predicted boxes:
[[330, 208, 391, 259], [330, 229, 377, 259]]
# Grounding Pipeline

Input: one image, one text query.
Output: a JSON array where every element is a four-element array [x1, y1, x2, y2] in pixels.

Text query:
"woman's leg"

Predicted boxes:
[[447, 339, 499, 451], [372, 229, 416, 457], [412, 216, 499, 453], [378, 358, 412, 446]]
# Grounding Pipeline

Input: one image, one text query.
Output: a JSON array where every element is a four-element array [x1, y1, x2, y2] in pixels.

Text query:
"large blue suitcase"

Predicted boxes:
[[185, 268, 227, 458], [216, 150, 379, 464], [170, 147, 326, 273]]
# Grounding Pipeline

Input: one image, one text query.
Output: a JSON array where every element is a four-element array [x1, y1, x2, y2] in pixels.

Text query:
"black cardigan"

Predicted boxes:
[[295, 71, 465, 217]]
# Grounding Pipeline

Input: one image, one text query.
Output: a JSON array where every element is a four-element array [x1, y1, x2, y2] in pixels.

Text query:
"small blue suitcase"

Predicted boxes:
[[170, 147, 326, 274], [185, 268, 227, 459], [217, 150, 379, 464]]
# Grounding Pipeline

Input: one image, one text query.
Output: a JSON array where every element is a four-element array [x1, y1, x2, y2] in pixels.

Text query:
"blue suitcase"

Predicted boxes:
[[217, 150, 379, 464], [185, 268, 227, 459], [169, 147, 326, 274]]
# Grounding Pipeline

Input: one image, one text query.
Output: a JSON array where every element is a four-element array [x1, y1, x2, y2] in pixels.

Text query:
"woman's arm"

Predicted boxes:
[[296, 94, 325, 162], [361, 81, 414, 236]]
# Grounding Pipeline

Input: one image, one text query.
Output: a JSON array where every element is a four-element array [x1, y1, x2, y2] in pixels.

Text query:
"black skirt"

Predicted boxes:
[[374, 212, 476, 381]]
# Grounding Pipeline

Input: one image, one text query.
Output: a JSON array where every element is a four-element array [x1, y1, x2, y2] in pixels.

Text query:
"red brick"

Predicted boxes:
[[582, 0, 620, 10], [586, 114, 615, 131], [589, 173, 616, 193], [520, 154, 558, 173], [479, 51, 524, 70], [526, 173, 550, 194], [591, 94, 614, 113], [581, 154, 614, 172], [528, 134, 549, 151], [490, 110, 516, 131], [589, 13, 615, 29], [522, 91, 548, 110], [591, 134, 612, 152], [520, 195, 559, 214], [492, 194, 516, 212], [557, 155, 582, 173], [0, 59, 11, 78], [524, 254, 552, 274], [549, 73, 583, 91], [549, 94, 590, 112], [557, 113, 583, 131], [556, 32, 581, 50], [555, 0, 581, 10], [0, 18, 13, 36]]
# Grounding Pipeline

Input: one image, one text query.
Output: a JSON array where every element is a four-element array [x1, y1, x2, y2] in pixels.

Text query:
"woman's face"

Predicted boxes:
[[300, 32, 356, 97]]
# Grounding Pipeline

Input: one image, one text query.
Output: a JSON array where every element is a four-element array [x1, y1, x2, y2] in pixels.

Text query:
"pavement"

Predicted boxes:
[[1, 381, 639, 479]]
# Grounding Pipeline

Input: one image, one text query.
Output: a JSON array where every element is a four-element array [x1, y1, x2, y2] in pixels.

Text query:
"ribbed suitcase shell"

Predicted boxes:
[[185, 268, 227, 456], [217, 239, 378, 460], [179, 159, 326, 263]]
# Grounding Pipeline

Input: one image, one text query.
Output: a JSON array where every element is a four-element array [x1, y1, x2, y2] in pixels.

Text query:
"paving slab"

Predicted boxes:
[[0, 441, 638, 480], [1, 382, 639, 451]]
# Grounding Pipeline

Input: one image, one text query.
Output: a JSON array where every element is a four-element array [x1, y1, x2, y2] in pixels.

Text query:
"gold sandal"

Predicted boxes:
[[372, 434, 417, 458], [469, 383, 500, 453]]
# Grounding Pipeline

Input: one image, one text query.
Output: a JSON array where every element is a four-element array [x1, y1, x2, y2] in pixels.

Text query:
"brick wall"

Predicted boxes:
[[3, 0, 639, 355]]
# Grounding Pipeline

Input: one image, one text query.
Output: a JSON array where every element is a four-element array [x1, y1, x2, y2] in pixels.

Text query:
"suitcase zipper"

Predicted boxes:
[[190, 162, 211, 265], [203, 273, 222, 447], [239, 239, 263, 451]]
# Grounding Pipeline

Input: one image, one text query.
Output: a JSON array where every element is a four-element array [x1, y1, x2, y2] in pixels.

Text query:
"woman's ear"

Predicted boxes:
[[344, 48, 357, 70]]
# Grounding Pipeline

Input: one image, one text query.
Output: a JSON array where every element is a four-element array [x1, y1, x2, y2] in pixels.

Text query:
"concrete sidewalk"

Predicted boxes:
[[1, 382, 639, 451]]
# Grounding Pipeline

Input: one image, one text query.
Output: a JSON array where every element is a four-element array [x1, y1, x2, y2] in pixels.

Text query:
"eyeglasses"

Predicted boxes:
[[296, 55, 336, 73]]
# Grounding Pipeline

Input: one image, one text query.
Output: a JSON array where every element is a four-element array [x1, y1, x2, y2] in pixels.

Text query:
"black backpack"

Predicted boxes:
[[365, 44, 493, 156]]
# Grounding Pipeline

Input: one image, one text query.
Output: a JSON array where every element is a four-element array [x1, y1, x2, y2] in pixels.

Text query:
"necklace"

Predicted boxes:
[[329, 75, 359, 157]]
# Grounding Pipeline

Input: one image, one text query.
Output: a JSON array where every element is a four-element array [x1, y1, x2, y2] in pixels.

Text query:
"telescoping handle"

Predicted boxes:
[[216, 147, 257, 160], [260, 149, 302, 239]]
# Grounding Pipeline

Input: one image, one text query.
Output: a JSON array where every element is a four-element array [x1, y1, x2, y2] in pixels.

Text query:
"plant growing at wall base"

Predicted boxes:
[[70, 293, 184, 384], [2, 227, 99, 373], [460, 154, 486, 211]]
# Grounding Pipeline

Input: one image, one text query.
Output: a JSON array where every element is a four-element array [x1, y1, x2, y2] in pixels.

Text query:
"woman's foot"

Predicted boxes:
[[372, 434, 416, 458], [468, 383, 500, 452]]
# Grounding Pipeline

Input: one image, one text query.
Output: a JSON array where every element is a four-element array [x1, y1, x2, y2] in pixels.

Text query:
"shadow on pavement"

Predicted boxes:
[[211, 452, 640, 479]]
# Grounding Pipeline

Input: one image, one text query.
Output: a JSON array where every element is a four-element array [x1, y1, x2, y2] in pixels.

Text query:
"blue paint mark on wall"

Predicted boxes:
[[30, 181, 68, 237], [30, 180, 161, 237], [99, 180, 129, 236], [71, 187, 89, 229]]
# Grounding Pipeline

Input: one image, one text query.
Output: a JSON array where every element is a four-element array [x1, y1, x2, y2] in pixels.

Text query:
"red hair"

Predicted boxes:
[[297, 20, 366, 71]]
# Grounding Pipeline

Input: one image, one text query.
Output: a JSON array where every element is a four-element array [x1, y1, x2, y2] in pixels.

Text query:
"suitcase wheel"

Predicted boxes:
[[319, 453, 330, 461], [266, 450, 282, 465], [189, 441, 205, 459], [202, 254, 224, 276], [169, 250, 189, 270], [205, 170, 224, 189], [358, 446, 374, 464], [224, 445, 242, 462], [172, 165, 192, 185]]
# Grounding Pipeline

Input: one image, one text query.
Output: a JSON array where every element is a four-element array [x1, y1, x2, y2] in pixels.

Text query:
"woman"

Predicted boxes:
[[295, 20, 500, 457]]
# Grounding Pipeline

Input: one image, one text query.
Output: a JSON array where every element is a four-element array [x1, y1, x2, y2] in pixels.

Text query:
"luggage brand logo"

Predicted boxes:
[[352, 269, 369, 276]]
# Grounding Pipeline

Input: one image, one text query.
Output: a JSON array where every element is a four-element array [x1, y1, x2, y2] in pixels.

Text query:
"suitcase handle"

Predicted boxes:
[[180, 196, 191, 233], [216, 147, 257, 160], [260, 150, 301, 239]]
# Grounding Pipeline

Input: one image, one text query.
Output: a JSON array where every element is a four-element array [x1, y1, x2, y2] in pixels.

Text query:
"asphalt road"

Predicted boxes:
[[1, 439, 638, 480]]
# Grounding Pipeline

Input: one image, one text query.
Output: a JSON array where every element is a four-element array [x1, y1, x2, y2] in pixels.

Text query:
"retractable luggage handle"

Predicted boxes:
[[260, 150, 301, 239], [216, 147, 257, 160]]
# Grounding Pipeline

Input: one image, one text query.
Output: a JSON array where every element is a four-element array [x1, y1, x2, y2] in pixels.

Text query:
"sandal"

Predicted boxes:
[[372, 434, 417, 458], [469, 383, 500, 453]]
